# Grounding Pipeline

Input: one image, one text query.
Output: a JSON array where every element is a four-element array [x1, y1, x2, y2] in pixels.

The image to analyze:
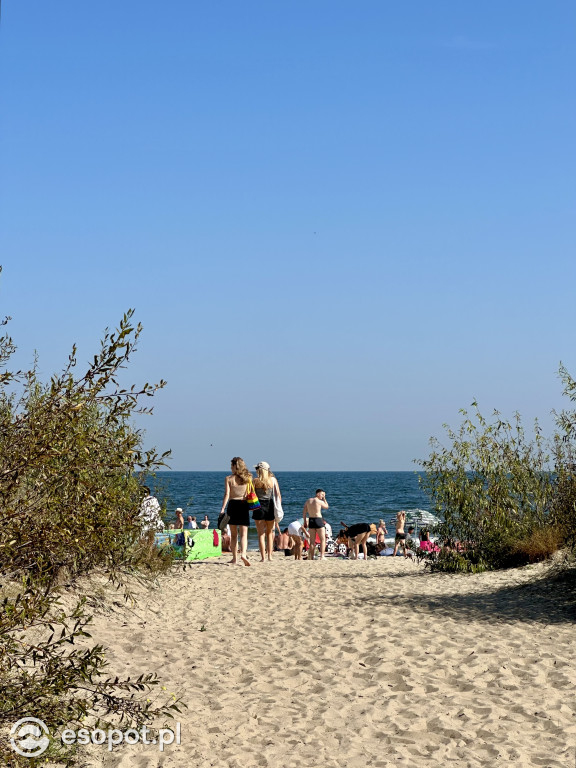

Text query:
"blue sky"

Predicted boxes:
[[1, 1, 575, 470]]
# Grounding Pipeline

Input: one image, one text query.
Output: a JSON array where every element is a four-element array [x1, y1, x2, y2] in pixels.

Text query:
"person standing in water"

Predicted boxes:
[[302, 489, 329, 561], [219, 457, 252, 566]]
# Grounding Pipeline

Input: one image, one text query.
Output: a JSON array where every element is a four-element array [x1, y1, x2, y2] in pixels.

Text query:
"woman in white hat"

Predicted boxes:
[[253, 461, 282, 562]]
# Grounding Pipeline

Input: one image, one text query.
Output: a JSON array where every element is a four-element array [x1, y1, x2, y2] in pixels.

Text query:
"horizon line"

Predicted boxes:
[[153, 469, 422, 473]]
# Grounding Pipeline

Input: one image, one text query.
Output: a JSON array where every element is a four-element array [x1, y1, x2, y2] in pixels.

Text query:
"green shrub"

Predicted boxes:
[[417, 404, 556, 571], [551, 365, 576, 553], [429, 549, 487, 574], [0, 309, 170, 585], [0, 280, 179, 766], [0, 580, 181, 767]]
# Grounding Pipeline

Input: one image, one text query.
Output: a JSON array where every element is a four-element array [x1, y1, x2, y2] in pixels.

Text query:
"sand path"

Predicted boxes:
[[81, 556, 576, 768]]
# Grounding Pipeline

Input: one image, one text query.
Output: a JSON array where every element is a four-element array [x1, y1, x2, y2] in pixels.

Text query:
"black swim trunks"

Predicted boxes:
[[346, 523, 370, 539], [308, 517, 325, 529], [395, 532, 406, 541]]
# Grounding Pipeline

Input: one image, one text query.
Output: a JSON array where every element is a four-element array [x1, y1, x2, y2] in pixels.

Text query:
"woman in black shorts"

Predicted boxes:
[[346, 522, 377, 560], [219, 457, 252, 566], [253, 460, 282, 562]]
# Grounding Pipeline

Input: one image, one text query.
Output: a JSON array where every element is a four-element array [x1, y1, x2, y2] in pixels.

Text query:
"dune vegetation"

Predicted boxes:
[[0, 284, 179, 766], [417, 366, 576, 572]]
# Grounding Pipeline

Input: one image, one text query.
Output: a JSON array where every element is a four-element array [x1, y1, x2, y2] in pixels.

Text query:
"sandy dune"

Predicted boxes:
[[79, 555, 576, 768]]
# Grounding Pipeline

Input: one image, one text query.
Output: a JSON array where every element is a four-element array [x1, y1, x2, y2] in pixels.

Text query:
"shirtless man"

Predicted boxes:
[[392, 510, 408, 558], [276, 528, 294, 557], [302, 489, 329, 561]]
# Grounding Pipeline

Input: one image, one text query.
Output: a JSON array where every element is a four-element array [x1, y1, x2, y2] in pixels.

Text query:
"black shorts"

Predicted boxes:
[[252, 497, 274, 522], [347, 523, 370, 539], [308, 518, 325, 529], [227, 499, 250, 527], [395, 532, 406, 541]]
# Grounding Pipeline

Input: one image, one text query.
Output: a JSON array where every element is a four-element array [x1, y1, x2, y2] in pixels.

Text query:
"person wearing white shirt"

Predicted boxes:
[[138, 488, 163, 532], [287, 519, 308, 560]]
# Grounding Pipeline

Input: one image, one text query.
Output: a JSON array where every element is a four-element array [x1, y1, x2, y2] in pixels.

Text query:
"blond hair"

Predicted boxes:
[[231, 457, 252, 484], [254, 465, 275, 490]]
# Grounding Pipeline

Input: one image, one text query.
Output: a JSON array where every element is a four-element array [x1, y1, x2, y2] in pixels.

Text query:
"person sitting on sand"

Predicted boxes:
[[287, 519, 308, 560], [219, 456, 252, 566], [418, 529, 440, 556], [345, 522, 377, 560], [221, 532, 232, 553], [303, 489, 329, 561], [392, 510, 409, 558], [406, 525, 417, 542], [276, 528, 294, 557], [200, 515, 210, 529]]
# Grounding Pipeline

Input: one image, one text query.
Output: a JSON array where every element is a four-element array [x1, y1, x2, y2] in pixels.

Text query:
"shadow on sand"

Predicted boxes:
[[317, 565, 576, 625]]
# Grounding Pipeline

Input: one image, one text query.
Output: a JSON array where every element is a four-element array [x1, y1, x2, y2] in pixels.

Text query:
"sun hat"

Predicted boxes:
[[175, 507, 183, 513], [254, 461, 270, 470]]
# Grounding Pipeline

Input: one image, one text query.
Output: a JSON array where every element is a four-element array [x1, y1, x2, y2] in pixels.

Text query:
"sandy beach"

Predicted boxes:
[[78, 555, 576, 768]]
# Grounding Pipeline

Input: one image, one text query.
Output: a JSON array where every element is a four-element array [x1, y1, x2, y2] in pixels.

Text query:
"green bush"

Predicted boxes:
[[0, 309, 170, 584], [550, 365, 576, 553], [429, 549, 488, 574], [0, 282, 179, 766], [417, 404, 556, 571], [418, 364, 576, 574]]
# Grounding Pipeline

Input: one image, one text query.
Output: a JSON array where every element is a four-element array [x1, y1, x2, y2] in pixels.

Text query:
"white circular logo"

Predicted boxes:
[[10, 717, 50, 757]]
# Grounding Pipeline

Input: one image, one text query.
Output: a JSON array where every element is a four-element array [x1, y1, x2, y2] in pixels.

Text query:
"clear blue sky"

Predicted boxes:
[[1, 1, 575, 470]]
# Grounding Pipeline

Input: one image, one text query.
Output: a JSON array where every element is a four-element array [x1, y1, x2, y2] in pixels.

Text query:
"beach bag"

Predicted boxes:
[[245, 479, 261, 513], [217, 511, 230, 532], [272, 483, 284, 523]]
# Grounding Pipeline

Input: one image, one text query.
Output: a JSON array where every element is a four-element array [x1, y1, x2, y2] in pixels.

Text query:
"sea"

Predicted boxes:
[[148, 471, 435, 548]]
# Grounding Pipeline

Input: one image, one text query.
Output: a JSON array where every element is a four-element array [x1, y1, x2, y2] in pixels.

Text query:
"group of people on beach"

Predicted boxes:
[[213, 456, 333, 565], [144, 457, 436, 566], [170, 511, 211, 530], [215, 457, 428, 566]]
